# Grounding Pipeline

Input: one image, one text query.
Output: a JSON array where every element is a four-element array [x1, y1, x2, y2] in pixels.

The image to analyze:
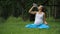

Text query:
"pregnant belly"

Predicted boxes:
[[34, 20, 43, 25]]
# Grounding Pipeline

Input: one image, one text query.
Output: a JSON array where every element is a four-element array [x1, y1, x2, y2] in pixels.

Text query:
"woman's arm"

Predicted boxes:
[[43, 13, 48, 24], [29, 6, 37, 14]]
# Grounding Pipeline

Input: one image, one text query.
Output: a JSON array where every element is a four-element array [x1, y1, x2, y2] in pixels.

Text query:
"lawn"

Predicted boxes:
[[0, 17, 60, 34]]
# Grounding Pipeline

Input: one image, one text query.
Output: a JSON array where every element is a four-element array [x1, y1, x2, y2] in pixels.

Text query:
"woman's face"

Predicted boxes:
[[38, 5, 43, 11]]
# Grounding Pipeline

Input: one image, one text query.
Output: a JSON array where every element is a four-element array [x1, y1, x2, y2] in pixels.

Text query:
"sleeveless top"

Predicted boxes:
[[34, 12, 44, 25]]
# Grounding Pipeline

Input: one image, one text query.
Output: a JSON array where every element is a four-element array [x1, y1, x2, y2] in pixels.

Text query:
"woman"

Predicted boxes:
[[25, 5, 49, 28]]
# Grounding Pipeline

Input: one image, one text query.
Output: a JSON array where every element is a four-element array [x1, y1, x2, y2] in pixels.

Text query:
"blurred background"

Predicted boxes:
[[0, 0, 60, 34], [0, 0, 60, 21]]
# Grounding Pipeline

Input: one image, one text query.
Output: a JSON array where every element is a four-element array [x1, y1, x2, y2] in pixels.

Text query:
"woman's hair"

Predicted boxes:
[[40, 5, 47, 18], [39, 5, 45, 12]]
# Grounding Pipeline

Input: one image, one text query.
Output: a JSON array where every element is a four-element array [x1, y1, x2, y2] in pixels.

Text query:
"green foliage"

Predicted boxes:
[[0, 0, 48, 17], [0, 0, 60, 20]]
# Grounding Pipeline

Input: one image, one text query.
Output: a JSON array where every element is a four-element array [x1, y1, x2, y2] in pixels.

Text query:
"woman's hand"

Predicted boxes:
[[43, 12, 48, 24], [29, 5, 37, 14], [45, 21, 48, 24]]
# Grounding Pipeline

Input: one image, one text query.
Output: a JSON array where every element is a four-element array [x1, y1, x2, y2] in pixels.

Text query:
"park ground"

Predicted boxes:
[[0, 16, 60, 34]]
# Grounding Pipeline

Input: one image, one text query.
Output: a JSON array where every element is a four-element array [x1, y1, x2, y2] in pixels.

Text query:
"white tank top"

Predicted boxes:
[[34, 12, 44, 25]]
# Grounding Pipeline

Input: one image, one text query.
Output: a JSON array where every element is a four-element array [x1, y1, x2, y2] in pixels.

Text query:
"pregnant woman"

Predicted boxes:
[[25, 4, 49, 29]]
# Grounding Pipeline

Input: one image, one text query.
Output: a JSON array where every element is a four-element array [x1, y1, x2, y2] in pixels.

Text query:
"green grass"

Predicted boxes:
[[0, 16, 60, 34]]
